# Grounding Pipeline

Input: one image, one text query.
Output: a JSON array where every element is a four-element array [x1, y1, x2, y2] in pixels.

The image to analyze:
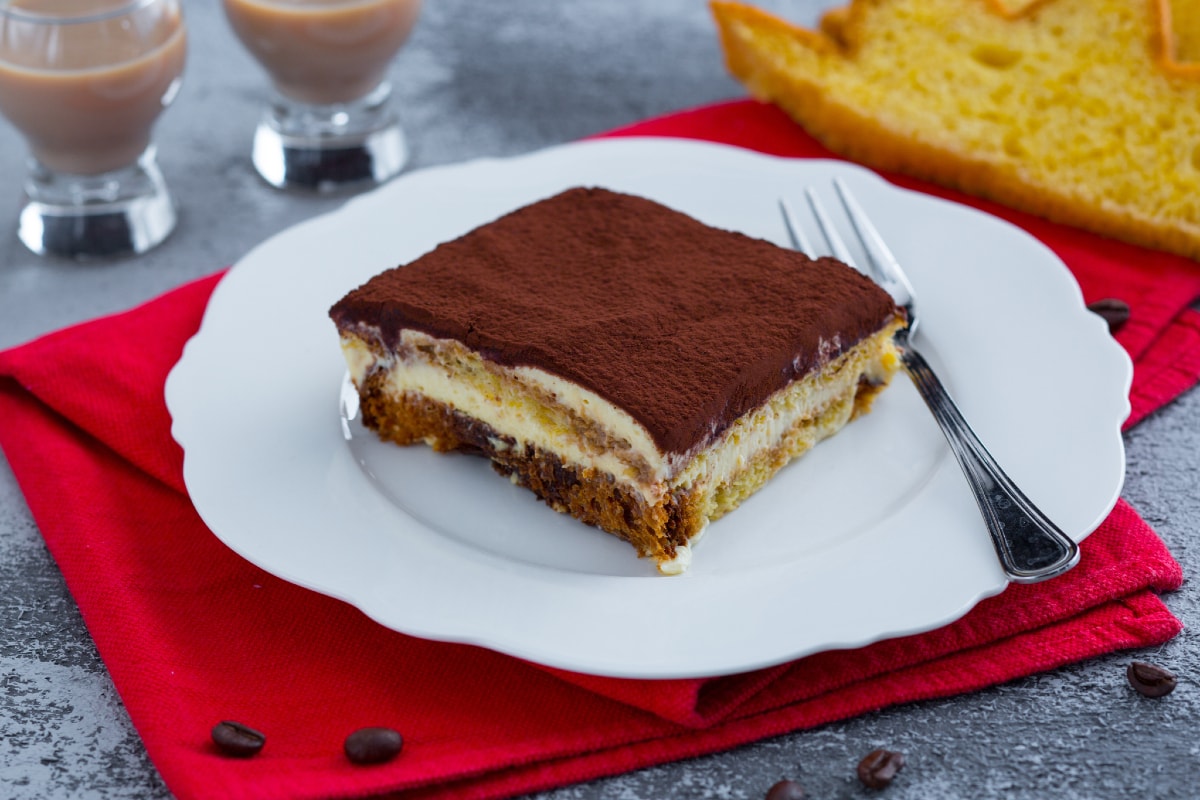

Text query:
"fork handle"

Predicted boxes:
[[898, 345, 1081, 583]]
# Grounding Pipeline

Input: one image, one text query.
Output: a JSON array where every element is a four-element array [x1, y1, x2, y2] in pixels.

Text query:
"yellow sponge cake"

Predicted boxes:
[[711, 0, 1200, 260]]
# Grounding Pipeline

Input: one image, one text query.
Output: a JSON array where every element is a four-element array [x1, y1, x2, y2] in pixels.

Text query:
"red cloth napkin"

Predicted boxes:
[[1, 100, 1197, 800]]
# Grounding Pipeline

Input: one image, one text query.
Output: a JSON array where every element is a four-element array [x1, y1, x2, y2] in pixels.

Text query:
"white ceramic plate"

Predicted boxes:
[[166, 138, 1131, 679]]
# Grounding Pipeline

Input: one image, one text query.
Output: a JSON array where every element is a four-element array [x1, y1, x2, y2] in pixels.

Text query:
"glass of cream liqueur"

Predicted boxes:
[[0, 0, 186, 259], [223, 0, 421, 192]]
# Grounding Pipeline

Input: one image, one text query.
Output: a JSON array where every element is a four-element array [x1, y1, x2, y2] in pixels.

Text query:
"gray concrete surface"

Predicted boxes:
[[1, 2, 1197, 798]]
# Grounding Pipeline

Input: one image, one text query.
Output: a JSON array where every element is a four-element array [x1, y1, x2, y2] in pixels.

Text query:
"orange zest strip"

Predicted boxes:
[[1158, 0, 1200, 77]]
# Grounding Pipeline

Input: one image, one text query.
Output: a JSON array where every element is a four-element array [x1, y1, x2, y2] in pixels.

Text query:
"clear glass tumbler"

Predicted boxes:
[[222, 0, 421, 193], [0, 0, 186, 259]]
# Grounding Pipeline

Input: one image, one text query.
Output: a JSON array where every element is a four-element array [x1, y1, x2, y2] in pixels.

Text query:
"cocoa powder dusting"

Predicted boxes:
[[330, 187, 899, 455]]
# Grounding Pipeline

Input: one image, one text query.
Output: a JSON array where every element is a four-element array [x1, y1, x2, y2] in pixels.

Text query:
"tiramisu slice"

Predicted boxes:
[[330, 187, 904, 574]]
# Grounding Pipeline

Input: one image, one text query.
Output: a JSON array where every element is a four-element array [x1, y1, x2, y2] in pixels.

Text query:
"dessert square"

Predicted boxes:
[[330, 187, 904, 573]]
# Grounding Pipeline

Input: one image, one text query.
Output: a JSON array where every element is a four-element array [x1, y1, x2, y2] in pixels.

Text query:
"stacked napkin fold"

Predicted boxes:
[[1, 101, 1198, 800]]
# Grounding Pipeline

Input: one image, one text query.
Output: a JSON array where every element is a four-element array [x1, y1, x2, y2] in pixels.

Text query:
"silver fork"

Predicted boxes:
[[781, 178, 1080, 583]]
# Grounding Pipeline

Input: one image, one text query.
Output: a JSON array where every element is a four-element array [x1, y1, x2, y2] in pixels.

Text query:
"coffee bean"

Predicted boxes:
[[211, 720, 265, 758], [765, 778, 806, 799], [1127, 661, 1177, 698], [857, 748, 904, 789], [1087, 298, 1130, 333], [344, 726, 404, 765]]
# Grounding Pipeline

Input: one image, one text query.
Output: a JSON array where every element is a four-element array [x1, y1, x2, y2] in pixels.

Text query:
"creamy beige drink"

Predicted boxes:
[[0, 0, 186, 175], [223, 0, 421, 106]]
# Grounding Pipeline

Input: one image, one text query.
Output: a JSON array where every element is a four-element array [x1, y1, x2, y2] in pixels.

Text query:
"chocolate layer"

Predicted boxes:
[[330, 187, 900, 455]]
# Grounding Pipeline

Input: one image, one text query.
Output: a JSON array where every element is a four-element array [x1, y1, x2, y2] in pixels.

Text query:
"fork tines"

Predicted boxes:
[[782, 179, 916, 314]]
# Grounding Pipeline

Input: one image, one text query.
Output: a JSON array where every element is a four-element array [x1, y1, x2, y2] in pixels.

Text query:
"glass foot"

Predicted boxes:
[[17, 149, 177, 260], [251, 82, 409, 193]]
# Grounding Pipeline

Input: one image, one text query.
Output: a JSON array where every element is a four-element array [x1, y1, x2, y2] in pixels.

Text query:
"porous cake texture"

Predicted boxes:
[[330, 187, 904, 574], [711, 0, 1200, 261]]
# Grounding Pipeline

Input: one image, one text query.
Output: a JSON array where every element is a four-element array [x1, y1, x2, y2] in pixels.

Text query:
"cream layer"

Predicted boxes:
[[672, 323, 901, 496], [342, 327, 666, 493], [339, 323, 901, 508]]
